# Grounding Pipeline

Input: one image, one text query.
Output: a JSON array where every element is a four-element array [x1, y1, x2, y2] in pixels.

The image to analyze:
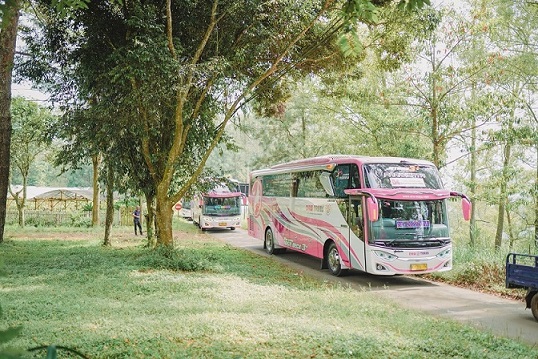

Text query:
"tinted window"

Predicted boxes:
[[331, 164, 360, 198], [363, 163, 443, 189], [262, 174, 291, 197], [295, 171, 327, 198]]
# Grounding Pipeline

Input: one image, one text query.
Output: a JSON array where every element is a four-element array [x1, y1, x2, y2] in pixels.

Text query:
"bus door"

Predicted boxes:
[[346, 196, 367, 271]]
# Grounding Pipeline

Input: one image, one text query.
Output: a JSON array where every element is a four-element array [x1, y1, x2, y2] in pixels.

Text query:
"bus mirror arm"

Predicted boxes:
[[450, 191, 472, 221], [363, 194, 379, 222]]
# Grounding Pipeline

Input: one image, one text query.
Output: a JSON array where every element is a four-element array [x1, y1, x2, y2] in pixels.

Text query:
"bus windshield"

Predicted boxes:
[[203, 196, 241, 216], [181, 200, 191, 209], [363, 163, 443, 189], [370, 199, 449, 247]]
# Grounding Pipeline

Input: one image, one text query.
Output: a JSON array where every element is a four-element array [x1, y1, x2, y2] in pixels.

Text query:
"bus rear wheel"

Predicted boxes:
[[327, 242, 347, 276], [265, 228, 275, 255]]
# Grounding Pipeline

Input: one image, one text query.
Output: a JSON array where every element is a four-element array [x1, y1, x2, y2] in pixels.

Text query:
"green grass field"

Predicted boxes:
[[1, 223, 537, 358]]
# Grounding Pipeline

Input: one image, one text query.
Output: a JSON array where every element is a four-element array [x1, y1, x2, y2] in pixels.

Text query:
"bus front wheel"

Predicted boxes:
[[265, 229, 275, 255], [327, 242, 347, 276]]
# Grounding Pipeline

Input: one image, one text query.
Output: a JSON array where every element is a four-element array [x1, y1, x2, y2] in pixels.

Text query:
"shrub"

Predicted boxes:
[[138, 246, 222, 272], [69, 213, 92, 228]]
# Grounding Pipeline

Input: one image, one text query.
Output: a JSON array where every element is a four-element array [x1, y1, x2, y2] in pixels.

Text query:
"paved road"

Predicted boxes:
[[207, 228, 538, 347]]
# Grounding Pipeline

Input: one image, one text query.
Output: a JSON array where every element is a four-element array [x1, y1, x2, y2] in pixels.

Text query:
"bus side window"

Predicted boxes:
[[331, 165, 351, 198]]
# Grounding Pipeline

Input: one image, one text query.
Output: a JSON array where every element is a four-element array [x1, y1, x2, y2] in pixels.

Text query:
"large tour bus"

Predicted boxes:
[[248, 155, 471, 276], [192, 185, 243, 231]]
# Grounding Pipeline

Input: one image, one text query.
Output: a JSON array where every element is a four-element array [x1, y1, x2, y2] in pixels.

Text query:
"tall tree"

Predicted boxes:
[[8, 96, 52, 226], [399, 6, 495, 169], [0, 0, 22, 242], [475, 0, 538, 250], [1, 0, 91, 242], [19, 0, 430, 246]]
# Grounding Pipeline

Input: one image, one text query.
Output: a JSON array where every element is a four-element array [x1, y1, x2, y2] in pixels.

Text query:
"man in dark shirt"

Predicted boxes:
[[133, 206, 143, 235]]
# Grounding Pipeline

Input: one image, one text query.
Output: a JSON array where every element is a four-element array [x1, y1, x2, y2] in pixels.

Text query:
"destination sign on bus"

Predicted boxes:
[[389, 177, 426, 187], [396, 220, 431, 229]]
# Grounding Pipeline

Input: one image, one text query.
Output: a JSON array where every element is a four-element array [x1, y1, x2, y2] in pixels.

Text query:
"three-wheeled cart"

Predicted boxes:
[[505, 253, 538, 321]]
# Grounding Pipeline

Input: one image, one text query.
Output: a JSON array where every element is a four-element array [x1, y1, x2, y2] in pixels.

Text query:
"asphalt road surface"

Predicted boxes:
[[205, 227, 538, 347]]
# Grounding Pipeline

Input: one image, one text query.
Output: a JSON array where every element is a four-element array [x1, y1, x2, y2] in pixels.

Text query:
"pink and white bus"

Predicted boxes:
[[248, 155, 471, 276], [192, 186, 243, 231]]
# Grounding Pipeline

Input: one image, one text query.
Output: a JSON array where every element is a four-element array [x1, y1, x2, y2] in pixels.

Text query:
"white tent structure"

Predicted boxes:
[[8, 186, 94, 211]]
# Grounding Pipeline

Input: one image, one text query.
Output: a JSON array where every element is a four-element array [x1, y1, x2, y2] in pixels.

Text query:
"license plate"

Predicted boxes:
[[219, 222, 227, 226], [410, 263, 427, 271]]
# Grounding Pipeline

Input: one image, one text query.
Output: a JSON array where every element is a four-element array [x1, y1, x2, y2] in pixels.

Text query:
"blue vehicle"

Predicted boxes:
[[505, 253, 538, 321]]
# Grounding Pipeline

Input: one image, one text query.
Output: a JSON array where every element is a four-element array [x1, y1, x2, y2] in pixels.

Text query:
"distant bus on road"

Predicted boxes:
[[192, 185, 243, 231], [179, 198, 192, 220], [248, 155, 471, 276]]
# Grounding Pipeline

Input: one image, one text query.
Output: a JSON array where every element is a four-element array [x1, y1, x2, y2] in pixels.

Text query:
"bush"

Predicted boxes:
[[69, 213, 92, 228], [25, 216, 57, 227], [138, 246, 222, 272]]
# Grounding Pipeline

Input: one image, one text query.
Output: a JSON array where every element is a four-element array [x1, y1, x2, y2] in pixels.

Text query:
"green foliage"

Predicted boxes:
[[139, 245, 222, 272], [397, 0, 431, 12], [25, 216, 58, 228], [10, 96, 53, 177], [0, 261, 23, 359], [68, 213, 92, 228], [0, 320, 23, 358], [50, 0, 90, 15]]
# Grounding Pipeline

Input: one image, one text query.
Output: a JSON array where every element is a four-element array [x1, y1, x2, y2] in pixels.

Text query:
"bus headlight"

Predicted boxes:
[[373, 250, 397, 261], [203, 217, 212, 223], [436, 248, 451, 258]]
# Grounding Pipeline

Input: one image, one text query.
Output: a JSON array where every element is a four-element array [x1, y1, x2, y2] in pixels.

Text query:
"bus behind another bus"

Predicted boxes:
[[192, 186, 243, 231]]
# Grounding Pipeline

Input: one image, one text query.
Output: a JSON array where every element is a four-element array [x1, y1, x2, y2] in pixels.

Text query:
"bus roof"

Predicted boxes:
[[251, 155, 436, 177]]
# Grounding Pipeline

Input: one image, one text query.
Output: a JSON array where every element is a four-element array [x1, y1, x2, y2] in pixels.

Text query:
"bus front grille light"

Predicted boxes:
[[436, 248, 451, 259], [373, 250, 397, 261]]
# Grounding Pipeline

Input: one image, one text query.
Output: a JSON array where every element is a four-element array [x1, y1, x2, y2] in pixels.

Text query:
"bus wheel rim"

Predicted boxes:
[[328, 247, 340, 271], [265, 231, 273, 251]]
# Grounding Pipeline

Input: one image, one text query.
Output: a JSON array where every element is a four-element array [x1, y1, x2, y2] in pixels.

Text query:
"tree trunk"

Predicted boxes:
[[155, 184, 174, 247], [103, 164, 114, 246], [0, 1, 22, 243], [92, 154, 100, 226], [144, 192, 156, 248], [494, 143, 511, 250], [469, 115, 477, 247], [16, 177, 27, 227], [14, 191, 23, 227], [17, 173, 28, 227], [535, 142, 538, 250], [506, 207, 515, 250]]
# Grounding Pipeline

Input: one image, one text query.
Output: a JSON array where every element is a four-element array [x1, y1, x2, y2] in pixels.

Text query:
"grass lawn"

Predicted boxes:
[[1, 222, 537, 359]]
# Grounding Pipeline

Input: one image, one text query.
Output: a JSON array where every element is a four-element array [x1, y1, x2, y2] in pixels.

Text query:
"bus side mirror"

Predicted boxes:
[[367, 197, 379, 222], [462, 197, 471, 221]]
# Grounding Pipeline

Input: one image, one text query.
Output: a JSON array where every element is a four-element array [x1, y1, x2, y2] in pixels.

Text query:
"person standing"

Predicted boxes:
[[133, 206, 143, 235]]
